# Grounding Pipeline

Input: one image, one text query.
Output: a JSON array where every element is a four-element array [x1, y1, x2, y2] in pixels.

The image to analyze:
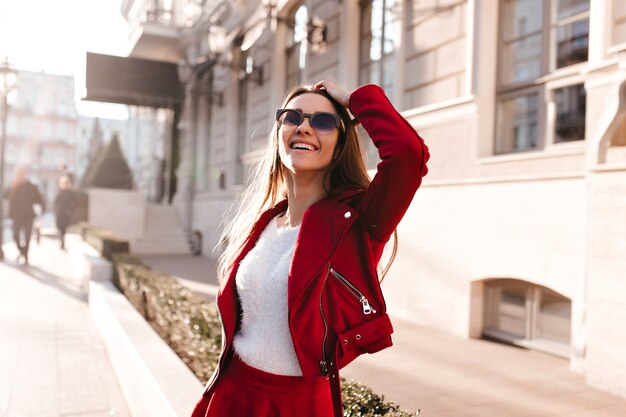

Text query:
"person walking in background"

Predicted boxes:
[[53, 175, 76, 250], [191, 80, 429, 417], [7, 167, 45, 265]]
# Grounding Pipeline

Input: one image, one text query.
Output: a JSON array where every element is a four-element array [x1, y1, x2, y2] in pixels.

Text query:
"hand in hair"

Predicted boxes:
[[313, 80, 352, 108]]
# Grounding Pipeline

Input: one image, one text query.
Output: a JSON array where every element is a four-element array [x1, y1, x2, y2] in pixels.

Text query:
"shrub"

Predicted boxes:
[[78, 223, 129, 260], [109, 253, 418, 417], [81, 133, 134, 190], [111, 253, 222, 382]]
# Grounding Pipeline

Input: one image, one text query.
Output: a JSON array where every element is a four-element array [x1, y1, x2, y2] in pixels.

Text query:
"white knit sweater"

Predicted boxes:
[[232, 216, 303, 376]]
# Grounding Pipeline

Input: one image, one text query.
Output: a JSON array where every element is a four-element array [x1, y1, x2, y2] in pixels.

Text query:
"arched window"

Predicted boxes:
[[285, 4, 308, 88], [484, 279, 571, 357]]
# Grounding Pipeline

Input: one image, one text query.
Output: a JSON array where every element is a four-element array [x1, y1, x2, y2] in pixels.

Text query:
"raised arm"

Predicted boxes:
[[348, 84, 429, 242]]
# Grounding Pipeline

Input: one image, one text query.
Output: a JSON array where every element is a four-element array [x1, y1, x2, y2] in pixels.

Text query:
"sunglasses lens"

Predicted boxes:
[[311, 113, 338, 131], [280, 110, 303, 126]]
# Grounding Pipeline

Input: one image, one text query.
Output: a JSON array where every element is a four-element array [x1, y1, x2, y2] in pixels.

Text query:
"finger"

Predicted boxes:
[[313, 80, 327, 90]]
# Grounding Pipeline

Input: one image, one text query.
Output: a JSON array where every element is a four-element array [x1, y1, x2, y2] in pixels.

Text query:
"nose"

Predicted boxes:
[[296, 116, 313, 133]]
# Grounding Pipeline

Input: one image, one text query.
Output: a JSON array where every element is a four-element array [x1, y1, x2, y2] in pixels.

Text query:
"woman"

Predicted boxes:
[[7, 167, 45, 265], [191, 81, 429, 417]]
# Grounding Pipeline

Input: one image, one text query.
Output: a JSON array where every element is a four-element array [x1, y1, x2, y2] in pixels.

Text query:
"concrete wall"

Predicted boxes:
[[88, 188, 146, 240], [192, 191, 238, 259], [586, 168, 626, 397], [385, 176, 587, 339]]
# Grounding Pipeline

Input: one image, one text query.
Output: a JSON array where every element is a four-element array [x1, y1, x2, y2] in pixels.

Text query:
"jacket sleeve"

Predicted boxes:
[[348, 84, 429, 242]]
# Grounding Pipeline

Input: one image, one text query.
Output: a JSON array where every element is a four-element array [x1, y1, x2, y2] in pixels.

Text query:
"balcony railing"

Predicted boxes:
[[123, 0, 225, 29]]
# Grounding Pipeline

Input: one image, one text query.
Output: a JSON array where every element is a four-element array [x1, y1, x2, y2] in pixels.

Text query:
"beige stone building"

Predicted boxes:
[[116, 0, 626, 399], [4, 70, 78, 206]]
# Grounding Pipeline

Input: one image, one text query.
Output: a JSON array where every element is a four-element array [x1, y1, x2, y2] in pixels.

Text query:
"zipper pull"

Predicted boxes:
[[361, 297, 377, 314]]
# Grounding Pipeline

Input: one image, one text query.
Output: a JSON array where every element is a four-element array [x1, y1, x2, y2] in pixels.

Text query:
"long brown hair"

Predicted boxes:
[[216, 85, 397, 282]]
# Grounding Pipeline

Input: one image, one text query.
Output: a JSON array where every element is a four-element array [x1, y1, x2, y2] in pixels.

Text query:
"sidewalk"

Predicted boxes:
[[141, 255, 626, 417], [0, 233, 130, 417]]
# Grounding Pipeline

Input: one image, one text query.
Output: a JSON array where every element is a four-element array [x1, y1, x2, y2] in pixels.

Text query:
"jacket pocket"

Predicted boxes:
[[330, 268, 377, 315]]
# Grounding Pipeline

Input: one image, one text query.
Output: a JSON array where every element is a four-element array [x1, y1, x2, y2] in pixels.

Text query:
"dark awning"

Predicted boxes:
[[84, 52, 182, 108]]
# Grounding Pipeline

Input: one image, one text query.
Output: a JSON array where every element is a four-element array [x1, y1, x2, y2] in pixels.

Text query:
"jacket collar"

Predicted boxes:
[[287, 197, 359, 310], [220, 189, 362, 315]]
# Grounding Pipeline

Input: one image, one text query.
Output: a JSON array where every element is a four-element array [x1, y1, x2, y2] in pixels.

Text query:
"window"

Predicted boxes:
[[235, 50, 249, 186], [484, 279, 571, 357], [56, 122, 69, 142], [285, 4, 308, 89], [7, 116, 18, 136], [497, 93, 539, 153], [554, 83, 586, 142], [612, 1, 626, 47], [359, 0, 397, 99], [358, 0, 398, 168], [496, 0, 589, 154], [501, 0, 543, 85], [42, 121, 54, 141], [554, 1, 589, 68]]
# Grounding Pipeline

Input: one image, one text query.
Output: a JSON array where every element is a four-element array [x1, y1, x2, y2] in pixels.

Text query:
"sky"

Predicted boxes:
[[0, 0, 130, 119]]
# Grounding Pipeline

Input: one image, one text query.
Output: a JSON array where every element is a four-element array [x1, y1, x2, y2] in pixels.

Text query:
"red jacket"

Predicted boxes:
[[202, 85, 429, 415]]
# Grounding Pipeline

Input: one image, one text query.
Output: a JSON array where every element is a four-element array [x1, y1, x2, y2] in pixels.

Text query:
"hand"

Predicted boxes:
[[313, 80, 352, 108]]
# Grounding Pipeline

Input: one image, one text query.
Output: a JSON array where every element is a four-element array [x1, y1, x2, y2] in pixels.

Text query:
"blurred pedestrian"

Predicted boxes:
[[6, 167, 45, 264], [190, 81, 429, 417], [53, 175, 76, 250]]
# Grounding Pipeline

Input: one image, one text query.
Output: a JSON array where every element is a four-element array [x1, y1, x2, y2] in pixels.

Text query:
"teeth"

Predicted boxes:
[[291, 143, 315, 151]]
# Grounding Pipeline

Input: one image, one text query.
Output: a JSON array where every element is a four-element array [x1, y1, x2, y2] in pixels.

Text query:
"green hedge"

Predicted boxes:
[[77, 222, 129, 260], [109, 253, 418, 416], [111, 253, 222, 382]]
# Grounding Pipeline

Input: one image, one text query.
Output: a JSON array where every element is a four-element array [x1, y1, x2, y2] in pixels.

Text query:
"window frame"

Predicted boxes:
[[358, 0, 398, 100], [495, 86, 545, 154], [285, 2, 308, 89], [495, 0, 589, 155], [609, 0, 626, 53], [550, 1, 590, 72], [235, 48, 249, 186]]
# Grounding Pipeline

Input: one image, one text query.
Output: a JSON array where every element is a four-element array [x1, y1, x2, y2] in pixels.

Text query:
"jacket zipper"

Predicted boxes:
[[319, 263, 331, 378], [330, 268, 377, 315]]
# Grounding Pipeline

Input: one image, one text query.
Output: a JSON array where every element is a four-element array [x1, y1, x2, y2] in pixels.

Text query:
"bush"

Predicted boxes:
[[78, 222, 130, 260], [111, 253, 222, 382], [81, 133, 134, 190], [110, 253, 418, 417]]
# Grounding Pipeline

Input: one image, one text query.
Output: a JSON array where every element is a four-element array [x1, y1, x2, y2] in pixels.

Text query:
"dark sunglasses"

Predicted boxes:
[[275, 109, 341, 132]]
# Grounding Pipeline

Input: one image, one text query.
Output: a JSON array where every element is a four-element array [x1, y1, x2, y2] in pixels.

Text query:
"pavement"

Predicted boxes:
[[2, 227, 626, 417], [0, 231, 130, 417]]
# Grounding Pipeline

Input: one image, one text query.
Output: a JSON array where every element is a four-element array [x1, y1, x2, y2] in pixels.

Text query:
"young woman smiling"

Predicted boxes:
[[191, 80, 429, 417]]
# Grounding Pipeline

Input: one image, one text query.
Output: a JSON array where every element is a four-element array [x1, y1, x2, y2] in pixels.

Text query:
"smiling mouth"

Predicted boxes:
[[290, 142, 317, 151]]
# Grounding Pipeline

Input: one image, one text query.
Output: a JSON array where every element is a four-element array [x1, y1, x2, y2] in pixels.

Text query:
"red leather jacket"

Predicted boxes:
[[202, 85, 429, 415]]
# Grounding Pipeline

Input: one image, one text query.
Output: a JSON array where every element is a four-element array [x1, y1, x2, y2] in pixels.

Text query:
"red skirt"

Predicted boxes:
[[191, 355, 334, 417]]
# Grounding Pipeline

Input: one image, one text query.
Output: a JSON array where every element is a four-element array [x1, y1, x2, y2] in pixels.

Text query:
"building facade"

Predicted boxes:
[[121, 0, 626, 398], [4, 70, 78, 207]]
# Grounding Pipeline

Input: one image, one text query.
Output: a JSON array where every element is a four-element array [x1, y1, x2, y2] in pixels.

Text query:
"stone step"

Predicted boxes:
[[131, 241, 191, 255], [132, 204, 191, 255], [142, 231, 188, 239]]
